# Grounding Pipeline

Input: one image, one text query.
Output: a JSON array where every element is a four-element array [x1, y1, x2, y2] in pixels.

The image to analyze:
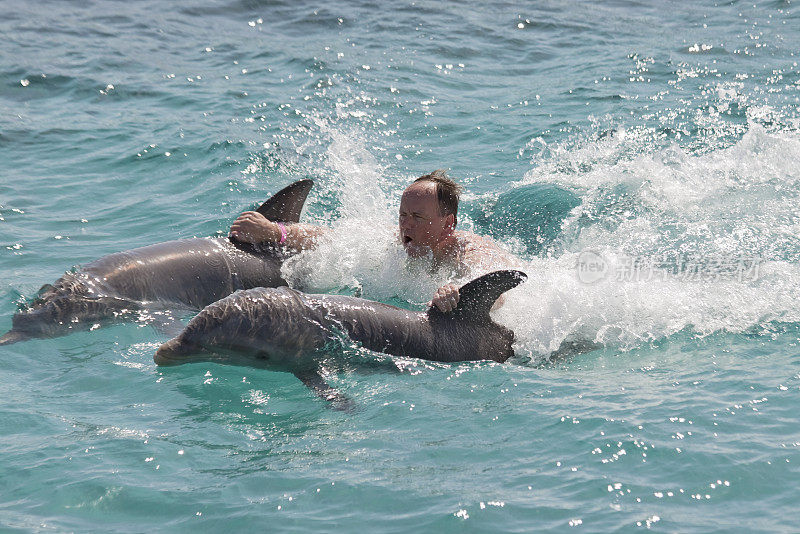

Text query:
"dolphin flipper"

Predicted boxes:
[[255, 179, 313, 223], [293, 369, 354, 411]]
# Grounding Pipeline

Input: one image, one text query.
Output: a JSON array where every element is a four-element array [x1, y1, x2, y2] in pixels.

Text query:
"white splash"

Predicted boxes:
[[498, 121, 800, 360], [282, 124, 455, 305]]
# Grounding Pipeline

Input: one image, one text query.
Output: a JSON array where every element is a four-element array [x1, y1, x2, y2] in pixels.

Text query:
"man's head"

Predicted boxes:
[[399, 170, 462, 258]]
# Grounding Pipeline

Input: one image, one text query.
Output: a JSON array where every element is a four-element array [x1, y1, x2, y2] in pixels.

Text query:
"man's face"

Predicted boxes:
[[398, 183, 454, 257]]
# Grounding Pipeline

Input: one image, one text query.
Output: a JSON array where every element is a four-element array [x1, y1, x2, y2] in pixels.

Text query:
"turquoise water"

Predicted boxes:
[[3, 0, 800, 531]]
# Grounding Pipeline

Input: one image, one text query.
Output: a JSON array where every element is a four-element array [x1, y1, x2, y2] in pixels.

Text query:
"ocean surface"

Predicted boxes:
[[2, 0, 800, 531]]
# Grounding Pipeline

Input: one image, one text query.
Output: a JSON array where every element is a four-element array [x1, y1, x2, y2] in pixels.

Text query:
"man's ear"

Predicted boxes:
[[446, 213, 456, 231]]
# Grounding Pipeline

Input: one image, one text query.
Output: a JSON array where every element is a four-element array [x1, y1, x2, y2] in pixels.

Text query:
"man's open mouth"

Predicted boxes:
[[403, 235, 413, 245]]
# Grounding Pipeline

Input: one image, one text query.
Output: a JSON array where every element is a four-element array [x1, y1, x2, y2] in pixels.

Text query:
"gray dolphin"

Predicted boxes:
[[154, 270, 527, 405], [0, 180, 313, 345]]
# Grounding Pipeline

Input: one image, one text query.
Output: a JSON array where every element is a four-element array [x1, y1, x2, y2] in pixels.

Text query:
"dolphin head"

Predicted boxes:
[[153, 287, 324, 369], [154, 289, 261, 366]]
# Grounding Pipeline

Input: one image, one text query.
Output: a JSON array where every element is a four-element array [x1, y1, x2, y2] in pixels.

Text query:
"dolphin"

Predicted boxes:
[[0, 180, 313, 345], [154, 270, 527, 405]]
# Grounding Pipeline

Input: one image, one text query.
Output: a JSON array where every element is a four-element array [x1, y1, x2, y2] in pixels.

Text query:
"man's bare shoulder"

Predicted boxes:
[[453, 230, 507, 253], [453, 230, 520, 269]]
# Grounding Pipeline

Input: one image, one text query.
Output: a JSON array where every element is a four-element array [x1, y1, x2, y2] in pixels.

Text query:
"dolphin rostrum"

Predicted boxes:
[[0, 180, 313, 345], [154, 270, 527, 404]]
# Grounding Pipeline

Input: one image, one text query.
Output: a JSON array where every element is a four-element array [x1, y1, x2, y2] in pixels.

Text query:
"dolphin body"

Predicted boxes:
[[0, 180, 313, 345], [154, 270, 527, 405]]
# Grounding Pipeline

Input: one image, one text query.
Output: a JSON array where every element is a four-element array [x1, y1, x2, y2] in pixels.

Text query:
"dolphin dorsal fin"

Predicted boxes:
[[255, 179, 314, 222], [438, 270, 527, 322]]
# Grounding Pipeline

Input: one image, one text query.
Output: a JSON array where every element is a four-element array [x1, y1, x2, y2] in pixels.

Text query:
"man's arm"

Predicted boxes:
[[229, 211, 328, 252]]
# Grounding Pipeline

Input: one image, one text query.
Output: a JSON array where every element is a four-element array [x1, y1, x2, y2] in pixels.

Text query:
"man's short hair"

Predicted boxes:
[[413, 169, 462, 218]]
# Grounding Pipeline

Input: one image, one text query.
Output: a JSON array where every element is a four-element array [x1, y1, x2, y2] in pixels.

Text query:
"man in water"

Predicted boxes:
[[229, 170, 518, 311]]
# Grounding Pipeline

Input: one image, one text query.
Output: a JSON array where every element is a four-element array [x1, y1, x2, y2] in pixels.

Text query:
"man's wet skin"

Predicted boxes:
[[230, 172, 519, 313]]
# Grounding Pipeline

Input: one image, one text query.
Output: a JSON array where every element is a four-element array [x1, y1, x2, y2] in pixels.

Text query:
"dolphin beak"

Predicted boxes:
[[0, 330, 27, 346], [154, 337, 196, 366]]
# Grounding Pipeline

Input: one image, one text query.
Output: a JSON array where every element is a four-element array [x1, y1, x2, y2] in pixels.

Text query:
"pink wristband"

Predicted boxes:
[[277, 222, 287, 244]]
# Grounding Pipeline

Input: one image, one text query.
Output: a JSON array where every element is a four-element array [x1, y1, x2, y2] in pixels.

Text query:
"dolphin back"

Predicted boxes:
[[422, 270, 527, 363], [1, 179, 315, 345], [155, 270, 529, 367]]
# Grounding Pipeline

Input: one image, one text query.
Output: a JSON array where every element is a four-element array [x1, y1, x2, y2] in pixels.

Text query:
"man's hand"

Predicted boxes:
[[229, 211, 279, 244], [430, 283, 460, 312]]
